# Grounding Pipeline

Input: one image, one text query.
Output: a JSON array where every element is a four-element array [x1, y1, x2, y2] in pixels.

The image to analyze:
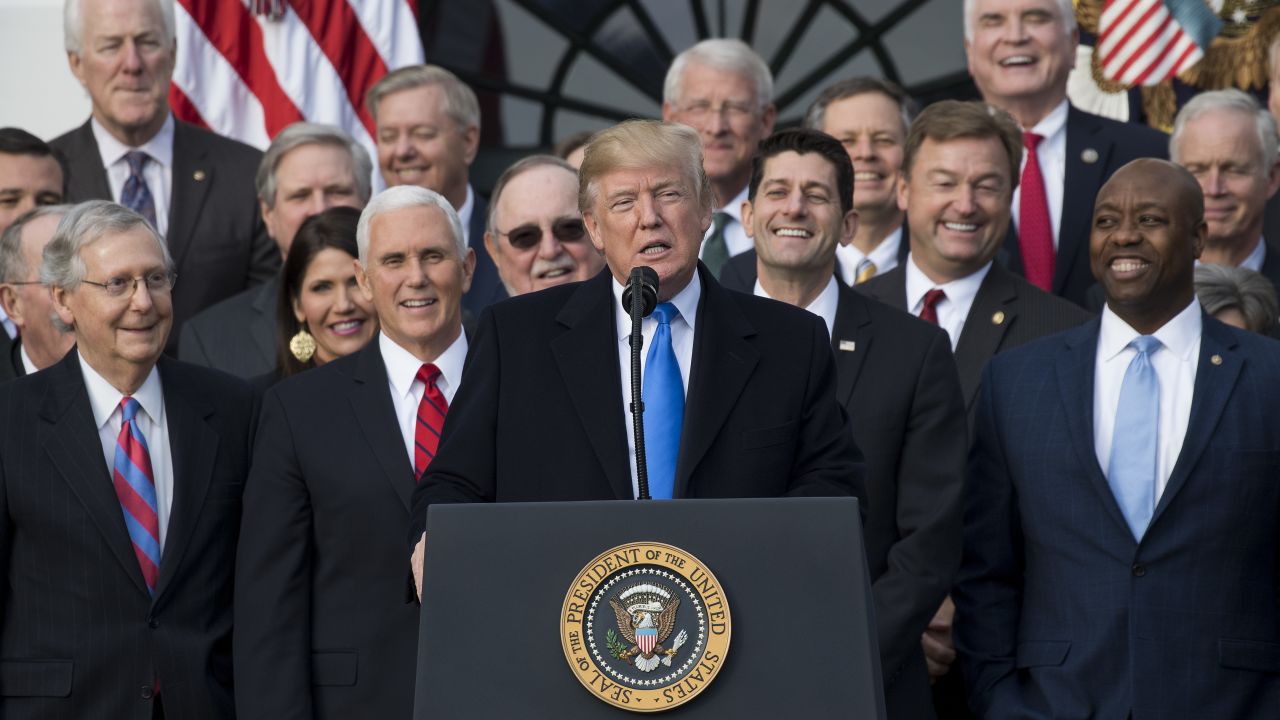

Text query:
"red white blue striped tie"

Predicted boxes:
[[414, 364, 448, 480], [113, 397, 160, 595]]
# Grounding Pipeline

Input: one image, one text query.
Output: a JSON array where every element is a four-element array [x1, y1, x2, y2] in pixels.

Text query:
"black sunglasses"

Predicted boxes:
[[498, 218, 587, 250]]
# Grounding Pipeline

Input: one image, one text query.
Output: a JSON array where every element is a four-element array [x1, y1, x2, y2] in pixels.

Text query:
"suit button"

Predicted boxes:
[[1132, 563, 1146, 577], [148, 618, 160, 629], [141, 685, 153, 699]]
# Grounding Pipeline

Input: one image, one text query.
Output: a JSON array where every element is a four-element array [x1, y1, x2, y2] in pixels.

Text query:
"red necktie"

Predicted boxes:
[[919, 288, 946, 325], [113, 397, 160, 595], [414, 364, 448, 480], [1019, 132, 1055, 291]]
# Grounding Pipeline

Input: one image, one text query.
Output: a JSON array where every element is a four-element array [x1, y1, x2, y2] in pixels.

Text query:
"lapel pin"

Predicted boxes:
[[193, 170, 206, 182], [1211, 354, 1223, 365], [838, 340, 856, 352], [991, 311, 1006, 325], [1081, 148, 1099, 164]]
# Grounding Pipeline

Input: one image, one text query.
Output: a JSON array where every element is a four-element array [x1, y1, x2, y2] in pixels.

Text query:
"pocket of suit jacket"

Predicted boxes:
[[0, 659, 73, 697]]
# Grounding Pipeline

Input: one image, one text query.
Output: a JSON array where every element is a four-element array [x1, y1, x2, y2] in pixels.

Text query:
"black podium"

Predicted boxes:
[[414, 497, 886, 719]]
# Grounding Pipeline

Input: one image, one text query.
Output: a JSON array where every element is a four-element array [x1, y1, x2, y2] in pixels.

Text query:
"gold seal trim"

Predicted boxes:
[[560, 542, 731, 713]]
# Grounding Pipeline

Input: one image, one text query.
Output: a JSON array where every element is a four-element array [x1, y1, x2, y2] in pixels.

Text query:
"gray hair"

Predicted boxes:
[[1170, 89, 1279, 171], [486, 154, 578, 236], [365, 64, 480, 132], [356, 186, 465, 266], [803, 76, 918, 136], [0, 205, 72, 283], [41, 200, 173, 290], [256, 122, 373, 209], [664, 39, 773, 108], [1195, 263, 1279, 333], [64, 0, 176, 54], [963, 0, 1075, 42]]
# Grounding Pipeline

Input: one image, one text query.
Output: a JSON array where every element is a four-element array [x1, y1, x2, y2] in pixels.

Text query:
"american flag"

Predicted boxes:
[[169, 0, 424, 162], [1096, 0, 1223, 86]]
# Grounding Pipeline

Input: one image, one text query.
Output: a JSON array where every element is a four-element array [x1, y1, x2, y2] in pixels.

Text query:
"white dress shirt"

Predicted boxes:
[[904, 253, 992, 350], [458, 184, 476, 247], [380, 331, 469, 469], [702, 185, 753, 260], [19, 344, 37, 376], [1093, 300, 1201, 500], [91, 114, 174, 238], [754, 275, 838, 340], [80, 356, 174, 550], [613, 272, 700, 497], [1011, 99, 1068, 250], [836, 227, 902, 287]]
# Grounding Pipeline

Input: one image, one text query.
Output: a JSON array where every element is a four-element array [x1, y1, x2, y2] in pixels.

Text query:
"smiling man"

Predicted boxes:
[[955, 158, 1280, 718], [964, 0, 1167, 307], [409, 119, 865, 597]]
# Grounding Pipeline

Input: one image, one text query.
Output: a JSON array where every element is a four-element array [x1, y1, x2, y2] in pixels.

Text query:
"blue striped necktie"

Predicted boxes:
[[643, 302, 683, 499], [113, 397, 160, 594], [1108, 335, 1162, 541], [121, 151, 157, 230]]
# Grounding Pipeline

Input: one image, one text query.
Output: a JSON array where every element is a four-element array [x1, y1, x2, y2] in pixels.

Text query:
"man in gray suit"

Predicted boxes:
[[179, 123, 371, 378]]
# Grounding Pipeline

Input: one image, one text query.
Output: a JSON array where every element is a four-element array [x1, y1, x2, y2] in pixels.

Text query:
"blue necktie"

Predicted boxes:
[[1108, 335, 1162, 541], [121, 151, 157, 230], [642, 302, 683, 499]]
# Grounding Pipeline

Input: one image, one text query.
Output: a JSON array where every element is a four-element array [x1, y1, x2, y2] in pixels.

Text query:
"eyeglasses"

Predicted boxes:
[[673, 100, 759, 123], [81, 271, 177, 298], [497, 219, 588, 250]]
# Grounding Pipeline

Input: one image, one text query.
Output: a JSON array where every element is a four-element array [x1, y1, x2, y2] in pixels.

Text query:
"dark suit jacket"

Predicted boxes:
[[50, 119, 279, 353], [955, 316, 1280, 719], [179, 277, 277, 378], [0, 352, 256, 719], [410, 265, 865, 540], [464, 193, 507, 316], [1259, 195, 1280, 297], [0, 335, 23, 383], [858, 262, 1093, 426], [1002, 106, 1168, 308], [235, 341, 428, 720], [718, 221, 911, 293], [830, 283, 966, 720]]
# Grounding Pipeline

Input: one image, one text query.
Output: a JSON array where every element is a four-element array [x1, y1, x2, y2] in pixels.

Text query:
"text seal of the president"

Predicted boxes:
[[560, 542, 731, 712]]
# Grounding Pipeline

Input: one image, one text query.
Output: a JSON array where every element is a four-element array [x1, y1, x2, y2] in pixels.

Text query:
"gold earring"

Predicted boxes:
[[289, 328, 316, 362]]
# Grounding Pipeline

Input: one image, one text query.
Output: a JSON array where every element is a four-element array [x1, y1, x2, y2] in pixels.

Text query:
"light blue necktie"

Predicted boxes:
[[642, 302, 683, 499], [1108, 335, 1162, 541]]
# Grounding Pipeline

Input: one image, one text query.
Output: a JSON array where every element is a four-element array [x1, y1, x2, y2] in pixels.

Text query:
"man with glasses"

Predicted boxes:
[[0, 200, 257, 719], [484, 155, 604, 296], [663, 39, 776, 277]]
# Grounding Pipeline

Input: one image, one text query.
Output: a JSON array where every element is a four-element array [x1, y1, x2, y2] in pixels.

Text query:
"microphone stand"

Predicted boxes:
[[629, 277, 651, 500]]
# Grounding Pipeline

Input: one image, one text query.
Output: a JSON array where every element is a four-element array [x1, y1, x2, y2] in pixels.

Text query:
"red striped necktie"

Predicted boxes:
[[113, 397, 160, 595], [1019, 131, 1056, 291], [414, 364, 448, 480]]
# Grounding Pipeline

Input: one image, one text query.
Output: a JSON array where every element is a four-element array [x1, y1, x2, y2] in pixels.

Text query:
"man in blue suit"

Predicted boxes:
[[955, 158, 1280, 718]]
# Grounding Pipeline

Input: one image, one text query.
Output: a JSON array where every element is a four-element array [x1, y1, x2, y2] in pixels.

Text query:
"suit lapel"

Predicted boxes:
[[250, 279, 279, 367], [63, 121, 113, 202], [1150, 317, 1243, 527], [550, 273, 633, 500], [1058, 106, 1109, 295], [41, 353, 152, 596], [153, 358, 218, 601], [675, 269, 759, 497], [167, 122, 212, 269], [831, 284, 872, 406], [858, 266, 908, 312], [953, 266, 1017, 411], [348, 344, 416, 510]]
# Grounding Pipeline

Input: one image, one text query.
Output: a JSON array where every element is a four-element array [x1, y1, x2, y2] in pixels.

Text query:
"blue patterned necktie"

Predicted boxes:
[[121, 151, 157, 230], [642, 302, 684, 499], [1108, 335, 1162, 541]]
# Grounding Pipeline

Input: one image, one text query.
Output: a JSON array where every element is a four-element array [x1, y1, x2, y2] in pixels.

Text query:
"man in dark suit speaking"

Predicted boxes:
[[410, 120, 865, 594]]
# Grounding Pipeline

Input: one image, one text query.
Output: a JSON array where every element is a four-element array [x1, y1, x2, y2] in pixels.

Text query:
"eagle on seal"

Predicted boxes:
[[609, 584, 683, 672]]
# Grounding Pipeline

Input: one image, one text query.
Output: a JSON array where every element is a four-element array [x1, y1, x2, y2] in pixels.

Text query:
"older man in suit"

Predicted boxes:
[[742, 128, 966, 719], [409, 120, 865, 594], [956, 158, 1280, 718], [0, 206, 76, 380], [0, 200, 256, 719], [178, 123, 372, 378], [235, 186, 473, 719]]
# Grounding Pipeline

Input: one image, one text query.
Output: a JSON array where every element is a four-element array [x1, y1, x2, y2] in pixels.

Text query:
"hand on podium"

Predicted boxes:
[[412, 532, 427, 603], [922, 595, 957, 683]]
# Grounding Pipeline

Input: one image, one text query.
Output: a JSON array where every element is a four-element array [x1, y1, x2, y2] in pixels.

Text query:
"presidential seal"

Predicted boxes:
[[560, 542, 731, 712]]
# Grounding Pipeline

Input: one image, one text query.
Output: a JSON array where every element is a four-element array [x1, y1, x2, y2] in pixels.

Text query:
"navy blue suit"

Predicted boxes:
[[955, 315, 1280, 719]]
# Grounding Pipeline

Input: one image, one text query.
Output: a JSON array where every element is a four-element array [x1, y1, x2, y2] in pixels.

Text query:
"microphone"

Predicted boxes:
[[624, 266, 659, 500]]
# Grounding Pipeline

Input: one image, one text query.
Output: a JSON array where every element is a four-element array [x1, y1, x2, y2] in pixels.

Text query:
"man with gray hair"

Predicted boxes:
[[0, 206, 76, 380], [663, 38, 776, 277], [1171, 89, 1280, 299], [367, 64, 504, 314], [179, 122, 372, 378], [235, 185, 473, 719], [0, 199, 257, 719], [51, 0, 278, 354]]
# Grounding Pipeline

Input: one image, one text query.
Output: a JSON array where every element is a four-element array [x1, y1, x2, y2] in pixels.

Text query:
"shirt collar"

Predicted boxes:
[[91, 113, 175, 170], [77, 351, 164, 430], [753, 275, 838, 338], [837, 226, 903, 272], [1242, 236, 1266, 272], [904, 253, 992, 313], [611, 269, 702, 342], [1028, 99, 1069, 141], [1099, 298, 1202, 363], [380, 330, 469, 399], [717, 185, 749, 223]]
